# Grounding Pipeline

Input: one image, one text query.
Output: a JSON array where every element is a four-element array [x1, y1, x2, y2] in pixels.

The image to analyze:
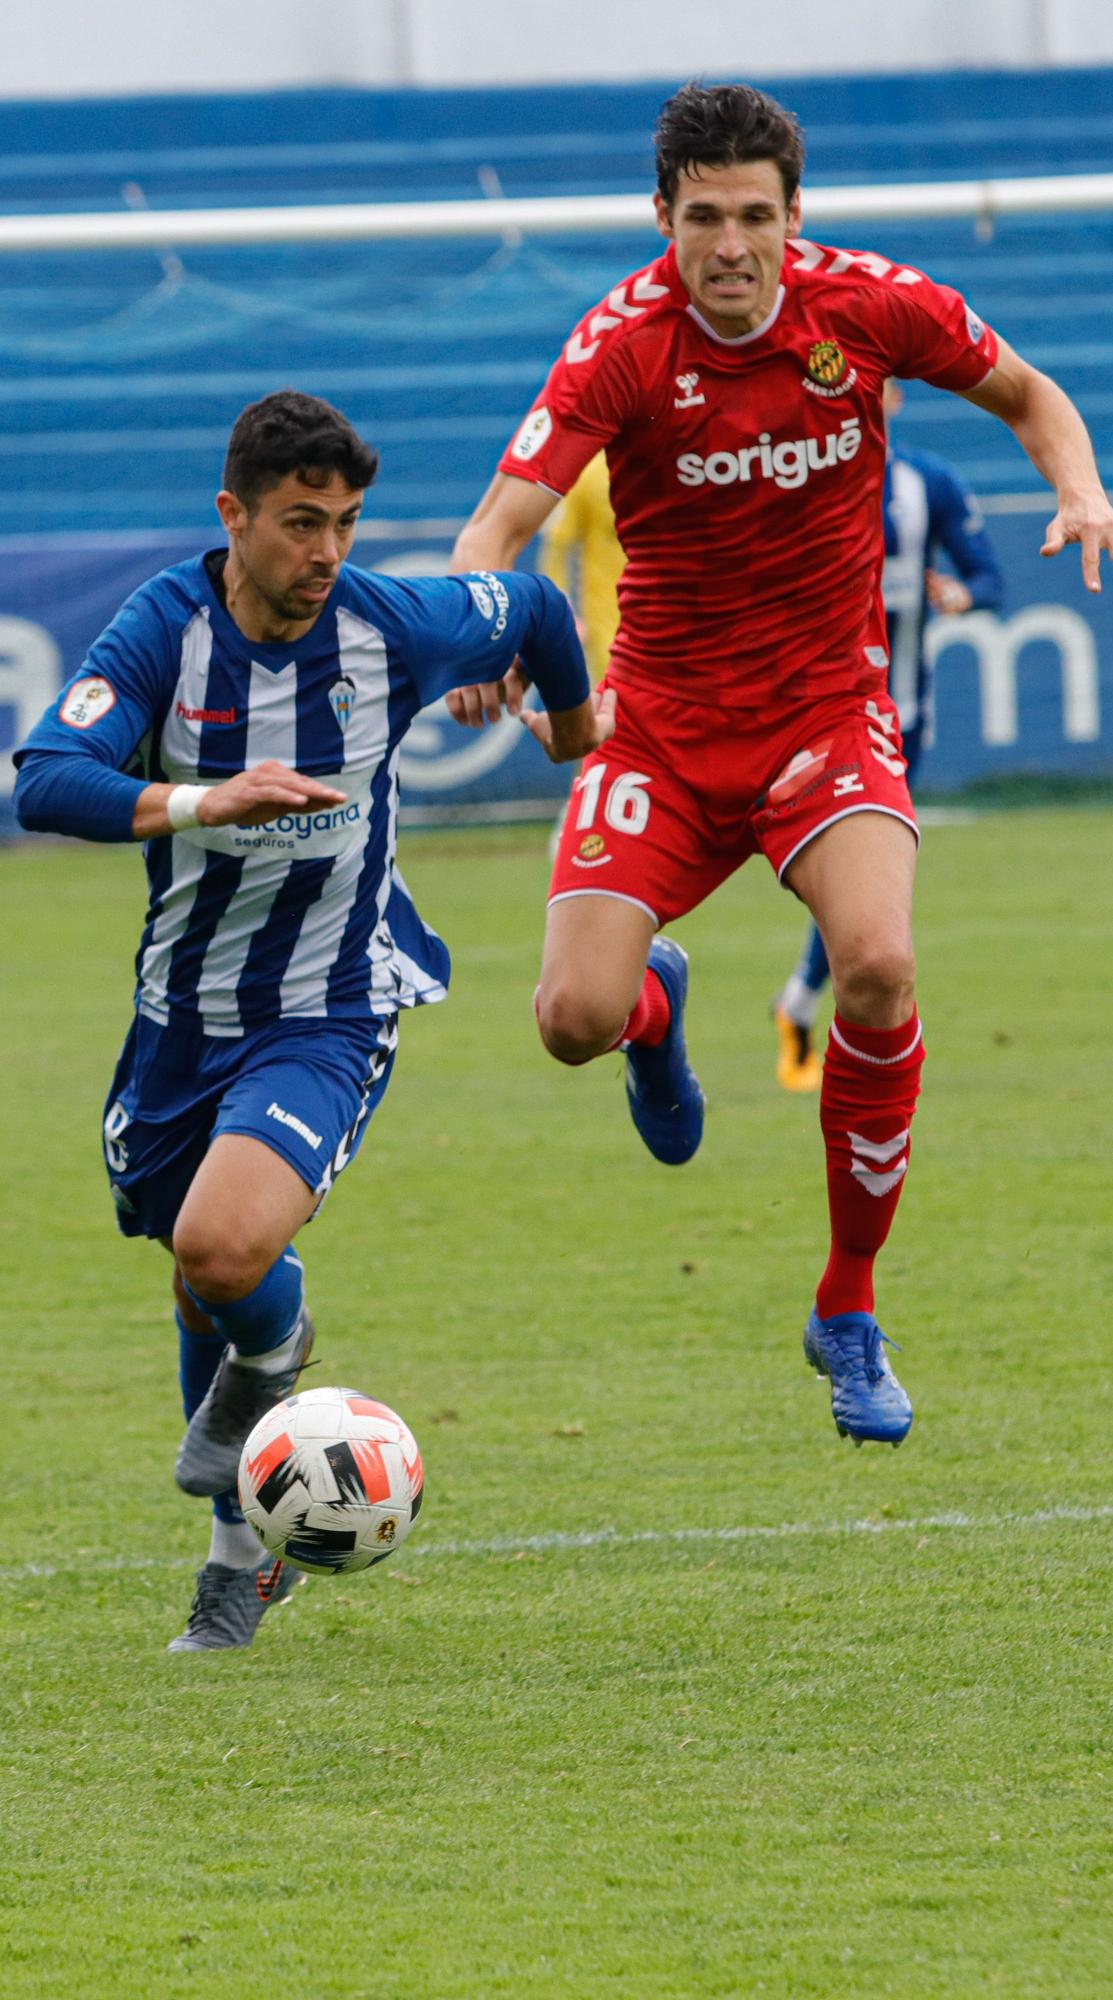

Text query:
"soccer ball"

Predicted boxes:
[[238, 1385, 424, 1575]]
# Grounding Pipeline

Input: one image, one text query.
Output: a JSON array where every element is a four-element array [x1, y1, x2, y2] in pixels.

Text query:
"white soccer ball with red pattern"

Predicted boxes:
[[238, 1385, 423, 1575]]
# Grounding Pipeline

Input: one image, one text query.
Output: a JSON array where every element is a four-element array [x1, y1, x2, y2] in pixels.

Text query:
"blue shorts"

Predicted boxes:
[[102, 1011, 398, 1240]]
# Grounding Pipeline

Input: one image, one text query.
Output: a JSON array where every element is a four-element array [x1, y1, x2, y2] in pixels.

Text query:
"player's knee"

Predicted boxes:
[[536, 981, 627, 1065], [835, 938, 916, 1017], [172, 1221, 273, 1306]]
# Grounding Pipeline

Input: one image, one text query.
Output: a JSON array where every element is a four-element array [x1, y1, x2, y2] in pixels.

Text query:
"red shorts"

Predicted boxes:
[[549, 681, 918, 925]]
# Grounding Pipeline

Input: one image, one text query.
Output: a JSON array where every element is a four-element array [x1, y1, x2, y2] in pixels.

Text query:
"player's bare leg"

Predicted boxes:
[[537, 893, 655, 1060], [172, 1136, 319, 1497], [785, 812, 921, 1445], [537, 893, 704, 1163], [787, 810, 917, 1030]]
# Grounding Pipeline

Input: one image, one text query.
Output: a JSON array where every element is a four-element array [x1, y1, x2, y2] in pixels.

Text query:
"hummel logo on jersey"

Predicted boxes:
[[266, 1102, 323, 1150], [175, 699, 238, 725], [565, 275, 670, 364], [677, 418, 862, 491], [674, 371, 705, 408], [848, 1127, 909, 1198]]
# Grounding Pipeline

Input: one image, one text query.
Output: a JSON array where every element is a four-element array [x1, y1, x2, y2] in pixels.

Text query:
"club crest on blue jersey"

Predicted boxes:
[[328, 673, 357, 733]]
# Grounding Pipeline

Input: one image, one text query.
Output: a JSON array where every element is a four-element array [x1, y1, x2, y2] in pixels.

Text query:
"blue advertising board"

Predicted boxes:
[[1, 510, 1110, 836]]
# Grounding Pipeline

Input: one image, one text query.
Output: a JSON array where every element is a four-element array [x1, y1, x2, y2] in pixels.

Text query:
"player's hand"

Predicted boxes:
[[198, 761, 347, 828], [444, 664, 531, 727], [1041, 492, 1113, 593], [925, 569, 974, 615], [521, 686, 617, 764]]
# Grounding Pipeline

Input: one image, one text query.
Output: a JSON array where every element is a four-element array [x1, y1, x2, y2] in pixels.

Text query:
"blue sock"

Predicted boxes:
[[183, 1247, 304, 1356], [798, 921, 830, 995], [176, 1308, 243, 1523], [177, 1307, 226, 1418]]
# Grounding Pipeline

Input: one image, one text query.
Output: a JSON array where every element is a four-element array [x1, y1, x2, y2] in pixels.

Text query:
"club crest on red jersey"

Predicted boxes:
[[806, 340, 848, 387], [802, 340, 859, 401]]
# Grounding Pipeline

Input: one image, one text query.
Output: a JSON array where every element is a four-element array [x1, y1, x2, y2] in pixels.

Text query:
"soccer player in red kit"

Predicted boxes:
[[449, 82, 1113, 1446]]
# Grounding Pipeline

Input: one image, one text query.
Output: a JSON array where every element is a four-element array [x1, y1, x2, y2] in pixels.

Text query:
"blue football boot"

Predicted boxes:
[[624, 936, 705, 1165], [803, 1308, 913, 1447]]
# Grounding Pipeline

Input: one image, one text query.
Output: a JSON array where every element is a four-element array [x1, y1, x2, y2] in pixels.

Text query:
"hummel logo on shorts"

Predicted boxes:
[[266, 1102, 323, 1150]]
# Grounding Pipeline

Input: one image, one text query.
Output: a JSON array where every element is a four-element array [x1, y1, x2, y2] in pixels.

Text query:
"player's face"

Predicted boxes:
[[655, 158, 802, 338], [218, 470, 365, 639]]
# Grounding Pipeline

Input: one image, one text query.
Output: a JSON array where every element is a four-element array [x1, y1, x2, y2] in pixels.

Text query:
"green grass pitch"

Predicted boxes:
[[2, 807, 1112, 1998]]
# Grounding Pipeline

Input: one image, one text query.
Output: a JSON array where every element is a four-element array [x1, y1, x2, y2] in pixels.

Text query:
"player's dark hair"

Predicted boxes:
[[655, 81, 805, 209], [223, 390, 379, 508]]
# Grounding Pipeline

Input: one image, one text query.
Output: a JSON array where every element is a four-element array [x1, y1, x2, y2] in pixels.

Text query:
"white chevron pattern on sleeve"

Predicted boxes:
[[564, 273, 670, 365]]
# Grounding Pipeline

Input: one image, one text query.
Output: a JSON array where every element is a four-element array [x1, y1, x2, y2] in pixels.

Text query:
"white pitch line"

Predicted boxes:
[[2, 1502, 1111, 1584], [412, 1501, 1113, 1559]]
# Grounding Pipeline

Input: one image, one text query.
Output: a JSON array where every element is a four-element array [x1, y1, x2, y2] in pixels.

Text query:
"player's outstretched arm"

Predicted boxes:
[[448, 474, 562, 727], [962, 339, 1113, 593], [14, 750, 345, 844], [131, 762, 347, 839]]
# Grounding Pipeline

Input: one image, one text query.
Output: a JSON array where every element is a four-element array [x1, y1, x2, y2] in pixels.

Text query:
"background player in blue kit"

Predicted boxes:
[[14, 390, 608, 1652], [772, 378, 1004, 1091]]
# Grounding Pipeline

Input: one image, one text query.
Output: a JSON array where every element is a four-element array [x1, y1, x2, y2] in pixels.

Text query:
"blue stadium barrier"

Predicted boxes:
[[2, 67, 1111, 828], [1, 509, 1110, 838]]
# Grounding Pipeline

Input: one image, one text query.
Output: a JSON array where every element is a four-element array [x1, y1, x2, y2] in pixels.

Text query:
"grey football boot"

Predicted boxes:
[[174, 1306, 315, 1498], [167, 1555, 304, 1653]]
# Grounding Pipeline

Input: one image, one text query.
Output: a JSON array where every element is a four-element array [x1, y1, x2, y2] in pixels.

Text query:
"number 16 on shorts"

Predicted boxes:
[[574, 763, 653, 837]]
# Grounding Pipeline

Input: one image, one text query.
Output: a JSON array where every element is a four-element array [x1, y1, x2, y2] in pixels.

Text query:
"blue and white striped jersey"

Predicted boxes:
[[16, 555, 587, 1038], [882, 445, 1003, 738]]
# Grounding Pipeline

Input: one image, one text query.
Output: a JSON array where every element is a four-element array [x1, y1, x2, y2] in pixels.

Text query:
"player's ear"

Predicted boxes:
[[654, 192, 674, 241], [215, 488, 247, 537], [786, 188, 803, 240]]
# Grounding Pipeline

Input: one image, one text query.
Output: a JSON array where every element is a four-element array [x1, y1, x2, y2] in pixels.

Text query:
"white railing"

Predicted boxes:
[[3, 171, 1113, 253]]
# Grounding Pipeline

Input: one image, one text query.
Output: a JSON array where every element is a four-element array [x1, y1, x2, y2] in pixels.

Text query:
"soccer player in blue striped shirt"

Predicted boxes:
[[15, 390, 609, 1651]]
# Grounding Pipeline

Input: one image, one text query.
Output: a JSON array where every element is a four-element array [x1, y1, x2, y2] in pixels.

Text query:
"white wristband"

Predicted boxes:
[[166, 783, 208, 831]]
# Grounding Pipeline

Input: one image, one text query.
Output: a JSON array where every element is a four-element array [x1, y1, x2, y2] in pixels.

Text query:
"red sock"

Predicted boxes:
[[815, 1009, 925, 1319], [611, 966, 670, 1049]]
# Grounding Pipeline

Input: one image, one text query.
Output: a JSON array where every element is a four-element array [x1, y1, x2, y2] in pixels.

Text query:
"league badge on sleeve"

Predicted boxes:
[[510, 406, 553, 462], [59, 677, 117, 729]]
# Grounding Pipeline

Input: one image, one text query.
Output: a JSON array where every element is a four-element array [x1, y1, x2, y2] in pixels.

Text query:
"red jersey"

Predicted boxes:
[[497, 238, 998, 709]]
